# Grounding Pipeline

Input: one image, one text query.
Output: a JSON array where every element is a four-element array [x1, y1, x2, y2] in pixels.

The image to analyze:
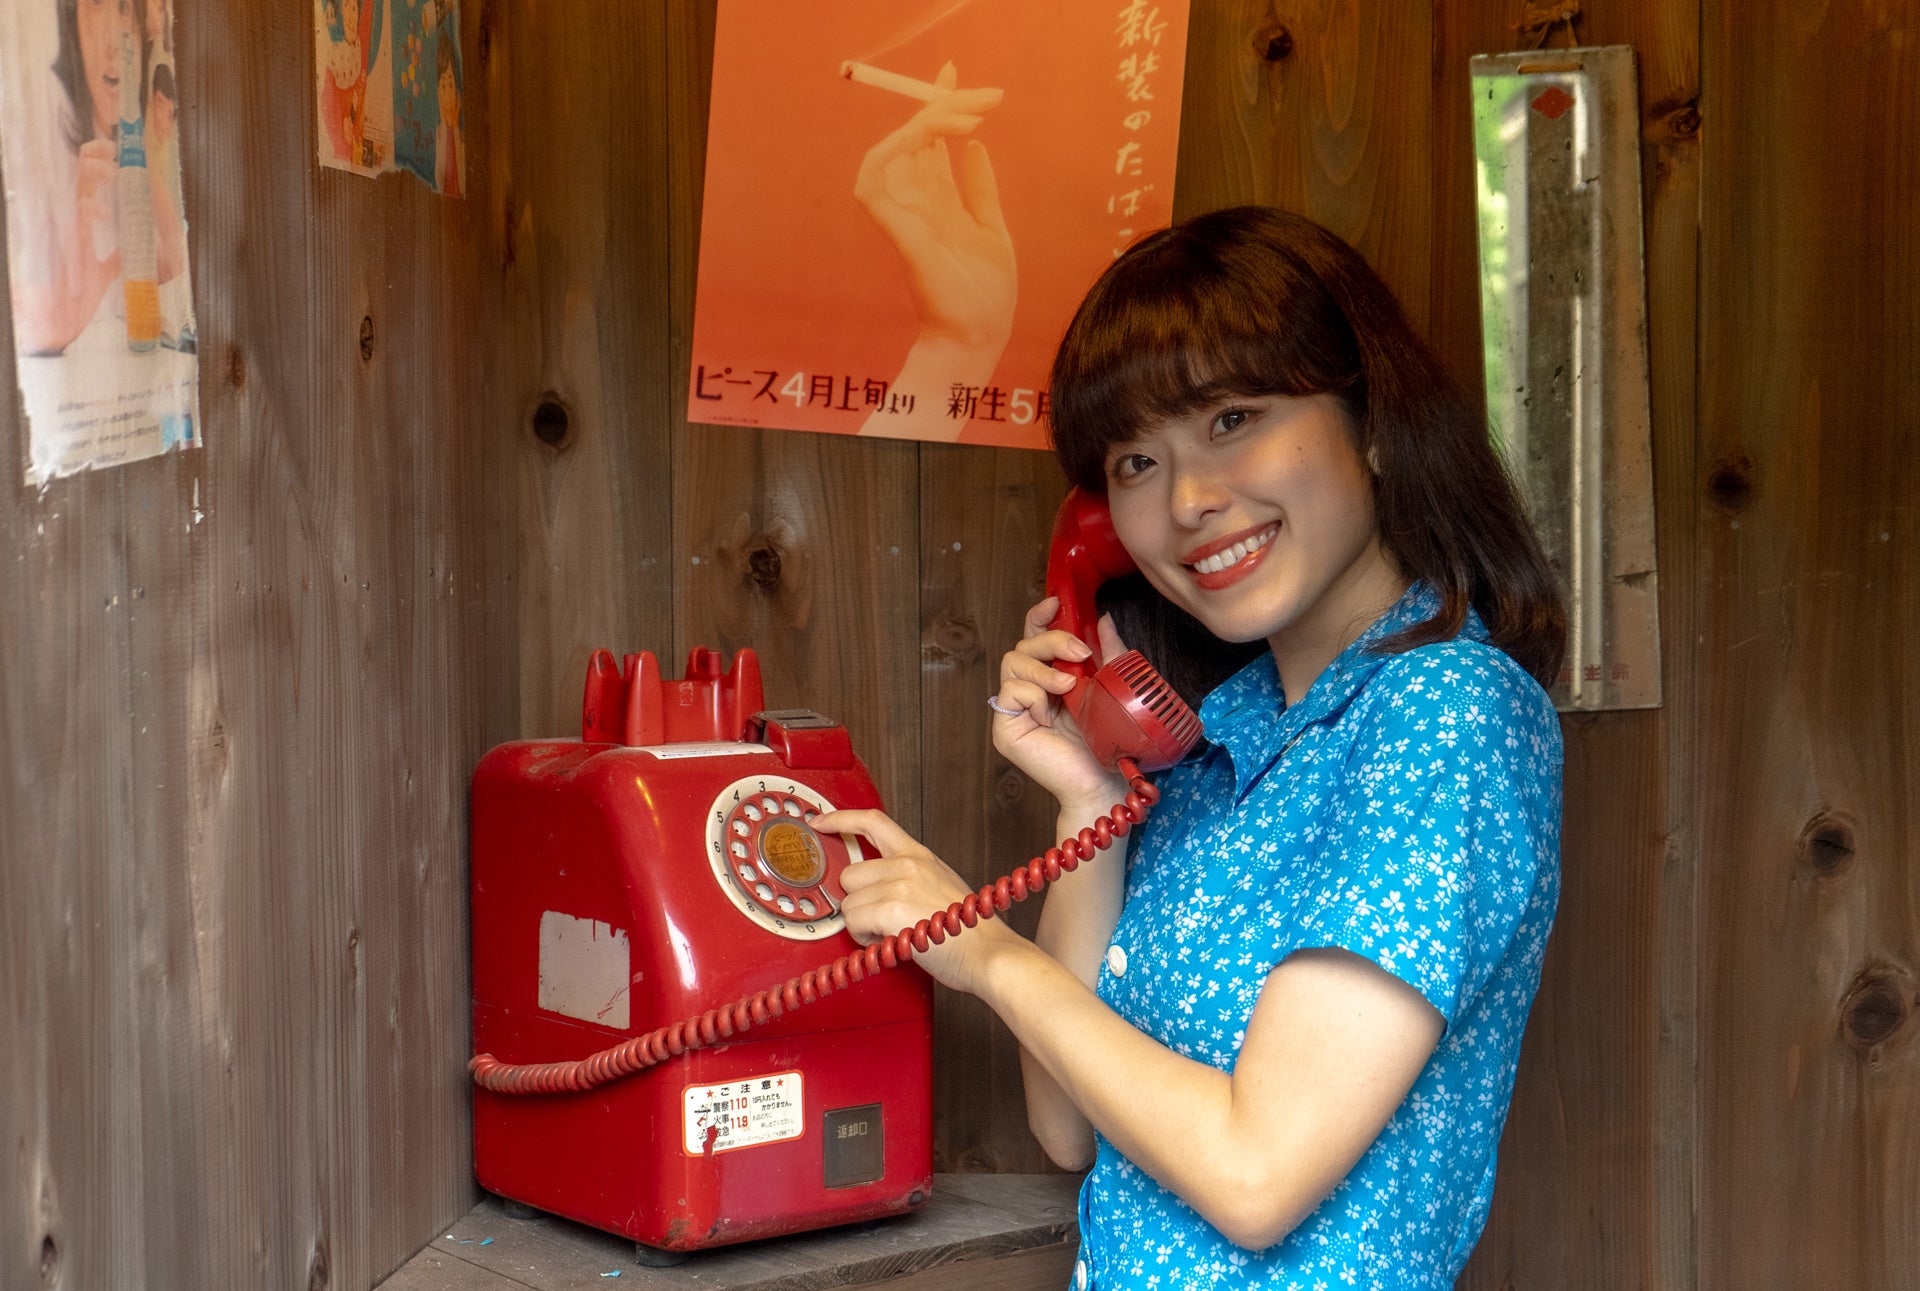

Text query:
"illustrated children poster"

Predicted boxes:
[[687, 0, 1191, 448], [0, 0, 201, 483], [315, 0, 465, 196]]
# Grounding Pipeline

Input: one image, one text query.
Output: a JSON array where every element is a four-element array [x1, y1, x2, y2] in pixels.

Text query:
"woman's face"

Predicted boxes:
[[1102, 390, 1400, 674], [77, 0, 134, 139]]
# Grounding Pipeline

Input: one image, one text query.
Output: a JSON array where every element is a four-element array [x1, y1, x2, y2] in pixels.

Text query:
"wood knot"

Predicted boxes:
[[923, 615, 982, 664], [530, 398, 572, 450], [1796, 812, 1857, 876], [307, 1240, 331, 1291], [1252, 21, 1293, 61], [1667, 103, 1701, 140], [1705, 451, 1755, 512], [1838, 964, 1913, 1057], [744, 537, 784, 589], [40, 1233, 59, 1280], [358, 315, 375, 363], [994, 768, 1026, 806], [226, 346, 246, 389]]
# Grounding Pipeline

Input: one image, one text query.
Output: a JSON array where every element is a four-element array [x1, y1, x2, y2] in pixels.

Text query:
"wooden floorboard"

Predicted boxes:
[[375, 1174, 1080, 1291]]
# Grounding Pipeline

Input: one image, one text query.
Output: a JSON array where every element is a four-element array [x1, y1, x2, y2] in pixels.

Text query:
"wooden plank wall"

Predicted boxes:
[[1696, 0, 1919, 1284], [2, 1, 1914, 1288]]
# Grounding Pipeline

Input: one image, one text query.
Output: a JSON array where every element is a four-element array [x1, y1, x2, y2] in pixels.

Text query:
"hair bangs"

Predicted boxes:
[[1049, 228, 1361, 491]]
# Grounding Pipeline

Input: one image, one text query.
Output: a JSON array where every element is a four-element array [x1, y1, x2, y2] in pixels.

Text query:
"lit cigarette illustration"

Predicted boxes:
[[840, 60, 944, 102]]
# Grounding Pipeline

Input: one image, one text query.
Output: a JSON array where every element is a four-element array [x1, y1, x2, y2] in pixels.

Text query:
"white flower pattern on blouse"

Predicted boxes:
[[1075, 584, 1562, 1290]]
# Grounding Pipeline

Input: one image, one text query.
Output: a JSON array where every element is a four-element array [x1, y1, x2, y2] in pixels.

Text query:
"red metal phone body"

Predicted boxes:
[[471, 648, 933, 1253]]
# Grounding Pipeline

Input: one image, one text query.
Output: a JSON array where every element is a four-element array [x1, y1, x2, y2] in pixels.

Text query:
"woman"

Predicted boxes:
[[11, 0, 134, 354], [815, 206, 1565, 1288], [11, 0, 185, 355]]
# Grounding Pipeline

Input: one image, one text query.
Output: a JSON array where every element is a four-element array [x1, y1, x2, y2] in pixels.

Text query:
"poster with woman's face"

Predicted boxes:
[[0, 0, 200, 483], [687, 0, 1191, 449], [314, 0, 464, 196]]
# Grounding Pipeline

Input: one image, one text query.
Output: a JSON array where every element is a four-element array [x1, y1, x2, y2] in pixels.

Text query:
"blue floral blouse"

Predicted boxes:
[[1074, 583, 1563, 1289]]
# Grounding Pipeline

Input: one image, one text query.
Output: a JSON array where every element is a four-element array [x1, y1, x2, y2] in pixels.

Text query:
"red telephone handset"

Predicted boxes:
[[1045, 487, 1203, 772]]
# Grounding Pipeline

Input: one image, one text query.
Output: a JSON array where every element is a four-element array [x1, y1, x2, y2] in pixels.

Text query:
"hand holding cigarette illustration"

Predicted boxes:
[[849, 59, 1016, 438]]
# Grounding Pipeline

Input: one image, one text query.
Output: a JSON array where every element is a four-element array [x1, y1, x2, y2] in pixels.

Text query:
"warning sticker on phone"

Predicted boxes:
[[683, 1071, 804, 1155]]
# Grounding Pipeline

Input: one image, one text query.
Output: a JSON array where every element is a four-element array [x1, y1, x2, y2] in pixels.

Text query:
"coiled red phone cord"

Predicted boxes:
[[469, 760, 1158, 1096]]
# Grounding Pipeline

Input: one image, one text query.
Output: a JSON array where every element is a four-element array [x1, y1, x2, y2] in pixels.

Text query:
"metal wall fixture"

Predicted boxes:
[[1471, 45, 1663, 711]]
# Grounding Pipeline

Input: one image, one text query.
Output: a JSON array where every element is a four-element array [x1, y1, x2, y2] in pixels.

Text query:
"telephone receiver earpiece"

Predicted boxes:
[[1044, 488, 1202, 773]]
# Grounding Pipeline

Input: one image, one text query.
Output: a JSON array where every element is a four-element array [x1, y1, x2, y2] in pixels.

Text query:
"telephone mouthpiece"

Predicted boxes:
[[1067, 650, 1202, 773]]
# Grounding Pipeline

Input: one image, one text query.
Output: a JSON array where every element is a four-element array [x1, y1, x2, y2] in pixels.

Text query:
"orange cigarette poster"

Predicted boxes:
[[687, 0, 1191, 449]]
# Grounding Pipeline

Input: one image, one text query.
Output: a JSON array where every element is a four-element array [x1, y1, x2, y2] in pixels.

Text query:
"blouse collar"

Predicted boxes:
[[1193, 582, 1489, 799]]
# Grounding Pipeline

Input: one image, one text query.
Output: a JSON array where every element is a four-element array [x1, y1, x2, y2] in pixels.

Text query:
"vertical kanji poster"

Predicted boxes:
[[688, 0, 1191, 448]]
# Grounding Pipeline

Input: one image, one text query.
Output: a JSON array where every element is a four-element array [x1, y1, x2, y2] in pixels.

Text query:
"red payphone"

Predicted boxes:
[[468, 491, 1191, 1260], [469, 647, 935, 1256]]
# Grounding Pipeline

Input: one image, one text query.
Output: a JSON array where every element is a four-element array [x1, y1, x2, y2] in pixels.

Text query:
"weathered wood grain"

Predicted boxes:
[[374, 1174, 1080, 1291], [1696, 2, 1920, 1286], [492, 0, 676, 737], [1, 0, 532, 1285], [1173, 0, 1435, 327], [916, 448, 1069, 1173]]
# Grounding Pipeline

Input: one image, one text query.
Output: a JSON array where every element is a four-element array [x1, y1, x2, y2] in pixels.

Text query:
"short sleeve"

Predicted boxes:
[[1290, 646, 1562, 1025]]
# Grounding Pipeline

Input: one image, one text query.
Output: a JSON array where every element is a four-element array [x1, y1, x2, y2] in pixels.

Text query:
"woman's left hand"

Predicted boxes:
[[810, 808, 1014, 995]]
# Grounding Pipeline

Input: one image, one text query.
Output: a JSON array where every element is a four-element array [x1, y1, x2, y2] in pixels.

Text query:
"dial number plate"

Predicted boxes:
[[705, 776, 854, 941]]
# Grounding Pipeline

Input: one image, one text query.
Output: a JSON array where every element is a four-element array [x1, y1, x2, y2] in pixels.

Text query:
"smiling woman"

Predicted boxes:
[[1050, 207, 1564, 697], [1097, 390, 1399, 706], [813, 205, 1568, 1289]]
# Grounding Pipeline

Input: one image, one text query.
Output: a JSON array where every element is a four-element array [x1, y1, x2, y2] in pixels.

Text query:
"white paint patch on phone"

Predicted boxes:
[[537, 910, 631, 1029]]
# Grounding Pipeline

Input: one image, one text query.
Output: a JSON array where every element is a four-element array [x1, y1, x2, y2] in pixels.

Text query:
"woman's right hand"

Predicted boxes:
[[852, 62, 1014, 353], [990, 597, 1132, 814]]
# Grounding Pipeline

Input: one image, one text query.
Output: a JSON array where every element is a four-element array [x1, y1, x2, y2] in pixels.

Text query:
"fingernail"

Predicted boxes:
[[1067, 640, 1093, 658]]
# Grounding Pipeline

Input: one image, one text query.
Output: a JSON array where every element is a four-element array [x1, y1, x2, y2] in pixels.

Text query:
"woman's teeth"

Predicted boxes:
[[1193, 525, 1277, 575]]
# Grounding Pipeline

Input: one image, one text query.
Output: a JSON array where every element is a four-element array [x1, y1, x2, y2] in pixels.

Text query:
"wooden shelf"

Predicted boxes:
[[377, 1174, 1082, 1290]]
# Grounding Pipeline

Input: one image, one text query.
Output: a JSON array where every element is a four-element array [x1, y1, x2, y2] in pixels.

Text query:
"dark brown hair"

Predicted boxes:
[[1049, 205, 1566, 691]]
